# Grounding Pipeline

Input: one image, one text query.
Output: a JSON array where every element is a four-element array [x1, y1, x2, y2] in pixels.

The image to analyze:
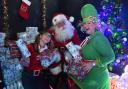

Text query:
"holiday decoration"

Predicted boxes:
[[3, 81, 24, 89], [0, 33, 6, 47], [17, 27, 39, 44], [2, 0, 9, 35], [26, 27, 39, 43], [18, 0, 31, 20], [37, 49, 61, 68], [7, 40, 21, 58], [120, 65, 128, 89], [0, 47, 23, 87], [41, 0, 47, 29], [66, 42, 82, 62], [99, 0, 128, 75], [64, 60, 95, 80], [16, 39, 31, 58], [17, 32, 28, 42]]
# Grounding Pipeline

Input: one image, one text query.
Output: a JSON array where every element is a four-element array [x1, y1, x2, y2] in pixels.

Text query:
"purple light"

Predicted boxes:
[[114, 62, 118, 66], [102, 6, 106, 10], [116, 59, 120, 63], [102, 12, 107, 17], [123, 37, 127, 42], [125, 55, 128, 58], [106, 28, 113, 34], [107, 29, 111, 32]]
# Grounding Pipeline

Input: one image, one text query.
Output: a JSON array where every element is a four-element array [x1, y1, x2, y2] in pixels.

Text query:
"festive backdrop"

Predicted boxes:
[[0, 0, 128, 89], [0, 0, 128, 75]]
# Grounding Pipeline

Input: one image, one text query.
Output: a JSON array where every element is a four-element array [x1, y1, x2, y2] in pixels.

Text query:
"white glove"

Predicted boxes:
[[64, 51, 73, 63]]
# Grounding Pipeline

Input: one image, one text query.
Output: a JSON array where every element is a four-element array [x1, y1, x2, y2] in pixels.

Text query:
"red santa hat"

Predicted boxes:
[[52, 13, 74, 25]]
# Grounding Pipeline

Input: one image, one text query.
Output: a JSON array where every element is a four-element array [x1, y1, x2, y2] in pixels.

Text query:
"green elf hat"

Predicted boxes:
[[81, 4, 98, 23]]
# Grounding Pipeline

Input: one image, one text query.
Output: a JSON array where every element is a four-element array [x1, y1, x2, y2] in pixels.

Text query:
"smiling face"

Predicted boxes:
[[41, 33, 51, 44], [56, 21, 65, 29], [82, 21, 97, 35], [54, 20, 74, 42], [39, 33, 51, 48]]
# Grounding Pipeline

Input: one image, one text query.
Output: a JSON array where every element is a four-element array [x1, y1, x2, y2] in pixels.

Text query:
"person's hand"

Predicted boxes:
[[64, 51, 73, 64], [53, 51, 61, 63], [81, 61, 96, 73]]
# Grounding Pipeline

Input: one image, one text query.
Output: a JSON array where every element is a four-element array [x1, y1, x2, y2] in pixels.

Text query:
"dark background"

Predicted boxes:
[[0, 0, 128, 40]]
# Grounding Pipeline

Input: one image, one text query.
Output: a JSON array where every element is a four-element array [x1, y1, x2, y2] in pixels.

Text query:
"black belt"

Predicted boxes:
[[24, 68, 43, 76]]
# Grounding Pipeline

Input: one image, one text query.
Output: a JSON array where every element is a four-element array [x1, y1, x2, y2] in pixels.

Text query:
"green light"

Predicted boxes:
[[113, 32, 118, 38], [116, 44, 121, 49], [109, 66, 113, 71], [122, 32, 127, 36]]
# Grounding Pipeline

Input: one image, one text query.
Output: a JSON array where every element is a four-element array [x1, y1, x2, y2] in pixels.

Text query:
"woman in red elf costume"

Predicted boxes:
[[21, 31, 51, 89]]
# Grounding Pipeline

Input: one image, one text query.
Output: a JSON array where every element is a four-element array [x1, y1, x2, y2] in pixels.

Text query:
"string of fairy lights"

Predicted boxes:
[[2, 0, 47, 32], [41, 0, 47, 29], [2, 0, 9, 36]]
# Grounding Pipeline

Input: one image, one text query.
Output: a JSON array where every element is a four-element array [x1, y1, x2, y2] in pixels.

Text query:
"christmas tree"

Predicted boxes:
[[99, 0, 128, 75]]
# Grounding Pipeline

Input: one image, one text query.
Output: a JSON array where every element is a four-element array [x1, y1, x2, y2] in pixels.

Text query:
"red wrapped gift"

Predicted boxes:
[[64, 60, 95, 80]]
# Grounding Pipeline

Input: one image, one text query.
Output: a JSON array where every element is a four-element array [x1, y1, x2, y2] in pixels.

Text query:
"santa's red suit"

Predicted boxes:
[[48, 14, 80, 89]]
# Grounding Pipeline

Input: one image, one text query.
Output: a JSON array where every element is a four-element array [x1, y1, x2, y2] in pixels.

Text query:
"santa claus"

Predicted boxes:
[[48, 13, 81, 89], [49, 14, 80, 47]]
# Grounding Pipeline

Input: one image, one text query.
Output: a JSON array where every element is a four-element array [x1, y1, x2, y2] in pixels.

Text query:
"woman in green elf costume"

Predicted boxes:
[[71, 4, 115, 89]]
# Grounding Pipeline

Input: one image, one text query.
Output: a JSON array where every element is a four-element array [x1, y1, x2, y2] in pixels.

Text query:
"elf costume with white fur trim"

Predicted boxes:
[[49, 13, 80, 75]]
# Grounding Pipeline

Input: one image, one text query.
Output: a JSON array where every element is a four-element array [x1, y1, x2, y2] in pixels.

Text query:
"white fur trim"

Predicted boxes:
[[22, 0, 31, 6], [52, 14, 67, 25], [50, 64, 62, 75], [69, 16, 74, 22]]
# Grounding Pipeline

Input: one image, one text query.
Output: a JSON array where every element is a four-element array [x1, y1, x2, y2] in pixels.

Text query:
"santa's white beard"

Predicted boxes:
[[54, 21, 74, 42]]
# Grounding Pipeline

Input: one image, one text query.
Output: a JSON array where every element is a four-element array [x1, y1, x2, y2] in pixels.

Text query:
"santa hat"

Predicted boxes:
[[52, 13, 74, 25]]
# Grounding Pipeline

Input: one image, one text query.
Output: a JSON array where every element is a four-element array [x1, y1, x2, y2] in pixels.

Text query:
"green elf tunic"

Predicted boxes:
[[71, 31, 115, 89]]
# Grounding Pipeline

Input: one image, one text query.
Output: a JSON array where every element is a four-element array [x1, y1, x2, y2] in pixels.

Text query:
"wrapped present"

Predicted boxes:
[[3, 80, 24, 89], [37, 49, 61, 68], [0, 47, 7, 59], [0, 47, 22, 86], [64, 60, 95, 80], [0, 32, 6, 47], [1, 58, 23, 86], [66, 42, 82, 62], [17, 27, 39, 44], [7, 41, 21, 58], [17, 32, 28, 42], [26, 27, 39, 43], [16, 39, 31, 58], [0, 48, 11, 62]]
